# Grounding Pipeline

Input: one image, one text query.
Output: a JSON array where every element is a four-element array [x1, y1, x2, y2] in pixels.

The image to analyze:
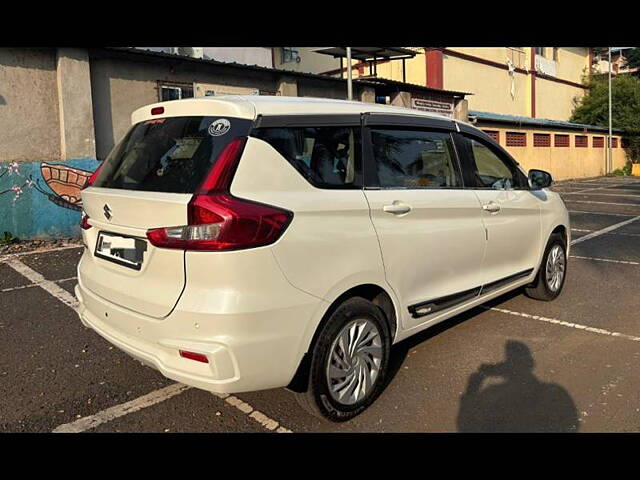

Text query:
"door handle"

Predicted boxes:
[[383, 202, 411, 215], [482, 202, 501, 213]]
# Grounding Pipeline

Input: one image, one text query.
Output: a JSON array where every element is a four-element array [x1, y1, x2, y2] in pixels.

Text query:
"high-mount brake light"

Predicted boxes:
[[146, 137, 293, 251], [151, 106, 164, 115], [82, 162, 104, 190], [80, 214, 91, 230]]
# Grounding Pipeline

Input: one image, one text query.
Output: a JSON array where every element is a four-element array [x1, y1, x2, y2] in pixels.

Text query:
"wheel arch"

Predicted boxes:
[[551, 224, 568, 246], [286, 283, 399, 393]]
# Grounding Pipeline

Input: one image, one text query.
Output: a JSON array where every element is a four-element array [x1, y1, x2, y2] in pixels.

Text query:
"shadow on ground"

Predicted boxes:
[[456, 340, 578, 432], [385, 289, 579, 432]]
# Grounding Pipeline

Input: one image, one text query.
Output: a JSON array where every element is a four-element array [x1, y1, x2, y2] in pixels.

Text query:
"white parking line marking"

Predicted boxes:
[[570, 255, 640, 266], [565, 199, 640, 207], [570, 215, 640, 245], [0, 244, 83, 261], [563, 192, 640, 198], [595, 189, 640, 194], [569, 210, 635, 217], [488, 307, 640, 342], [606, 232, 640, 237], [212, 392, 293, 433], [52, 383, 192, 433], [5, 258, 79, 309], [572, 229, 640, 238], [0, 276, 77, 293]]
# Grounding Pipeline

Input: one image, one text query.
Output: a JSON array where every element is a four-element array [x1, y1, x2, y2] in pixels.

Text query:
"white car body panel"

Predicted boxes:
[[473, 189, 542, 284], [364, 189, 487, 330]]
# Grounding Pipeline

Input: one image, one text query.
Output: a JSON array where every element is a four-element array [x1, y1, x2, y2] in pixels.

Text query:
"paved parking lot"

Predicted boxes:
[[3, 175, 640, 432]]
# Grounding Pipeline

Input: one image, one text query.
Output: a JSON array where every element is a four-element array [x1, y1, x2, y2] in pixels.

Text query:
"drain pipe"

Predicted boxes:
[[346, 47, 353, 100]]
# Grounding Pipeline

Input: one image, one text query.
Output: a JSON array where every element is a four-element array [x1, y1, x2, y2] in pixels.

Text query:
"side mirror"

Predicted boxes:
[[528, 169, 553, 189]]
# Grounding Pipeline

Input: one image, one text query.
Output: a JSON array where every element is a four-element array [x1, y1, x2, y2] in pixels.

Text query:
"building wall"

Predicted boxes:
[[553, 47, 590, 84], [0, 48, 61, 162], [89, 51, 283, 159], [535, 77, 585, 122], [476, 123, 627, 180], [279, 47, 591, 122], [449, 47, 529, 69], [445, 47, 590, 121], [274, 47, 340, 75], [444, 53, 531, 116]]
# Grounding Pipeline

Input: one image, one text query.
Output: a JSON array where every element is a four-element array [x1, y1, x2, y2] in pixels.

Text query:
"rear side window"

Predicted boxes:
[[251, 126, 362, 189], [369, 129, 461, 189], [94, 116, 252, 193]]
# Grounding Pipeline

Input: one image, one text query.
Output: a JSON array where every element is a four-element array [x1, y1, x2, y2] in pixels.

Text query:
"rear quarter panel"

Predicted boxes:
[[230, 137, 395, 354], [230, 137, 388, 302]]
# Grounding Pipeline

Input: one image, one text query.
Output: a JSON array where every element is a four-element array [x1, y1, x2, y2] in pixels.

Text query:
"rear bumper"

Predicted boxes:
[[75, 256, 325, 394]]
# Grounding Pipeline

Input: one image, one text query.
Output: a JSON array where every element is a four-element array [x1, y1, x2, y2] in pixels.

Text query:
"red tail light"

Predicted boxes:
[[80, 214, 91, 230], [83, 162, 105, 190], [146, 137, 293, 251]]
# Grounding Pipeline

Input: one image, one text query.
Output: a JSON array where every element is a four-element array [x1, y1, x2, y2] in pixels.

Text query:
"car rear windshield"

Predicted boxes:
[[93, 116, 253, 193]]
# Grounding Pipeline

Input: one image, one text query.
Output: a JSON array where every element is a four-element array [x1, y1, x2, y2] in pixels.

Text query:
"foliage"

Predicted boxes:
[[0, 231, 18, 245], [626, 48, 640, 70], [611, 162, 632, 176], [571, 74, 640, 162]]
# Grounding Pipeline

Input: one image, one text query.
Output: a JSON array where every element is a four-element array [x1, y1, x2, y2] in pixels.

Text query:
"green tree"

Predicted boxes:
[[626, 47, 640, 70], [571, 74, 640, 163]]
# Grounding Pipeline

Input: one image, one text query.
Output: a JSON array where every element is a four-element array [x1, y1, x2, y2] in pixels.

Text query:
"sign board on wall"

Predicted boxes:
[[194, 83, 259, 97], [411, 97, 454, 118]]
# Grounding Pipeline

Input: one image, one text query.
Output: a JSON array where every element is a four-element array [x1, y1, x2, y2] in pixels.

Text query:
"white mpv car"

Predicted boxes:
[[76, 96, 569, 422]]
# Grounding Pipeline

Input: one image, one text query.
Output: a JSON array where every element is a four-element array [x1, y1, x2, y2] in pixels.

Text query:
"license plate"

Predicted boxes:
[[95, 231, 147, 270]]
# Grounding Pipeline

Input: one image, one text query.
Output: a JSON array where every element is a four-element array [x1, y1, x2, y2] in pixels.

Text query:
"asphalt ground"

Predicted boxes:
[[2, 175, 640, 433]]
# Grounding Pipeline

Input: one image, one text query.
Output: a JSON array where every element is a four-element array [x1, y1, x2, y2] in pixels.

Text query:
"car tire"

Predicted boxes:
[[525, 233, 567, 301], [294, 296, 391, 422]]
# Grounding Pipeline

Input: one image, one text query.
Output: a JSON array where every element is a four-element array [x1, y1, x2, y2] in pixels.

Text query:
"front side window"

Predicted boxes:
[[369, 129, 461, 189], [468, 138, 524, 190], [252, 126, 362, 189]]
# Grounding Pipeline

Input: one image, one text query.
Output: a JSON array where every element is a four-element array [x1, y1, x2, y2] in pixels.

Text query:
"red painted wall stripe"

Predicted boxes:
[[425, 48, 444, 89]]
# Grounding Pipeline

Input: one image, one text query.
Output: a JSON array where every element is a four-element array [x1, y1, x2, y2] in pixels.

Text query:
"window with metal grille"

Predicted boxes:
[[593, 136, 604, 148], [482, 130, 500, 143], [158, 82, 194, 102], [506, 132, 526, 147], [612, 137, 619, 148], [575, 135, 588, 147], [533, 133, 551, 147], [555, 134, 569, 147]]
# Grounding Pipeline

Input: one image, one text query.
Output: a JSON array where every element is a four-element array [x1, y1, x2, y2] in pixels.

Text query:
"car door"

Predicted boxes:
[[362, 114, 487, 331], [453, 129, 542, 290]]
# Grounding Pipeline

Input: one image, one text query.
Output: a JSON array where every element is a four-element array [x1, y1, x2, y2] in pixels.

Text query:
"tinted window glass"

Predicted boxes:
[[468, 138, 522, 190], [94, 116, 252, 193], [252, 126, 362, 188], [370, 129, 461, 188]]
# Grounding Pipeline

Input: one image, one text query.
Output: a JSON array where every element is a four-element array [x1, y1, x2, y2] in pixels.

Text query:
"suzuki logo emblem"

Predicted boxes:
[[103, 204, 112, 220]]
